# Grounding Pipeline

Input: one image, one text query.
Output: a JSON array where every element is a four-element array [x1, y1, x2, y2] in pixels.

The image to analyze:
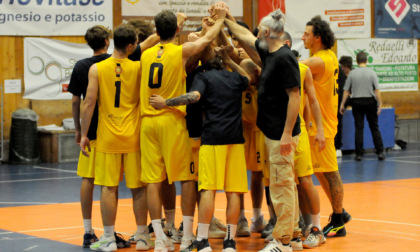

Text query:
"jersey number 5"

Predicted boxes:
[[148, 63, 163, 89]]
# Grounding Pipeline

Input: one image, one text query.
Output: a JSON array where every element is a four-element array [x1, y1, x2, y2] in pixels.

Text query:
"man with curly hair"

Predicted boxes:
[[301, 16, 351, 238]]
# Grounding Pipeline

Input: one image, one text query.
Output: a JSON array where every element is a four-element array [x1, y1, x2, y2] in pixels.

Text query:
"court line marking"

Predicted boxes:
[[34, 166, 77, 174], [0, 177, 79, 183], [23, 245, 38, 251], [350, 226, 420, 237], [15, 226, 84, 233]]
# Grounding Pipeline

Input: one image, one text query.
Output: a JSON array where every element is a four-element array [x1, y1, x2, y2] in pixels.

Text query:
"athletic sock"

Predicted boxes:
[[152, 219, 166, 240], [137, 225, 148, 235], [103, 225, 114, 237], [164, 209, 176, 228], [253, 208, 262, 220], [83, 219, 94, 234], [183, 216, 194, 237], [239, 209, 246, 219], [225, 224, 237, 240], [311, 213, 321, 230], [303, 214, 312, 228], [197, 223, 210, 241]]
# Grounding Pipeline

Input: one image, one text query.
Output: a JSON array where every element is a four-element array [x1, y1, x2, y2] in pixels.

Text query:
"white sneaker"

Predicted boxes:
[[236, 217, 251, 237], [264, 233, 273, 243], [259, 240, 292, 252], [291, 237, 303, 251], [90, 235, 117, 252], [154, 239, 174, 252], [250, 215, 267, 233], [302, 226, 326, 249], [164, 223, 182, 244], [336, 149, 342, 157], [209, 218, 227, 239], [180, 235, 196, 250], [135, 233, 154, 251]]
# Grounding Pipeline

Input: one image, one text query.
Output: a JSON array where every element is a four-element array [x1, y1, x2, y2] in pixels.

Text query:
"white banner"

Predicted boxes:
[[284, 0, 371, 39], [24, 37, 114, 100], [122, 0, 242, 17], [337, 39, 418, 92], [0, 1, 112, 36]]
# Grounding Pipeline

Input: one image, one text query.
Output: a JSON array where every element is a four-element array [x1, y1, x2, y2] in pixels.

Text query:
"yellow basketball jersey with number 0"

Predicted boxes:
[[96, 57, 141, 153], [140, 43, 187, 117]]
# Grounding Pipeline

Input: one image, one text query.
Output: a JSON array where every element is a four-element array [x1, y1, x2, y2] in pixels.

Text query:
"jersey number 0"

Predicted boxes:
[[148, 63, 163, 89]]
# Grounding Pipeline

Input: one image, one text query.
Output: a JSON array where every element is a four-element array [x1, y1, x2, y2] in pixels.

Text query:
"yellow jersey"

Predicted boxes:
[[96, 57, 141, 153], [140, 43, 187, 117], [298, 63, 308, 128], [242, 85, 259, 130], [307, 49, 338, 138]]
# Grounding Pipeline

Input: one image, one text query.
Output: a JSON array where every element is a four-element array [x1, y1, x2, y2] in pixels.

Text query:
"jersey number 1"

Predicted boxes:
[[148, 63, 163, 89]]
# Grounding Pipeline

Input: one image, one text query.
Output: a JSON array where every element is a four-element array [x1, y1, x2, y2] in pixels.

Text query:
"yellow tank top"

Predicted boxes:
[[298, 63, 308, 127], [96, 57, 141, 153], [242, 85, 259, 130], [307, 49, 338, 138], [140, 43, 187, 117]]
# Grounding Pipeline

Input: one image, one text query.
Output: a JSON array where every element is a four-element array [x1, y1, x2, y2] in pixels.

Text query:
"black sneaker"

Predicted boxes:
[[180, 238, 212, 252], [322, 214, 346, 238], [378, 152, 386, 160], [355, 155, 362, 161], [114, 232, 131, 248], [343, 208, 352, 224], [261, 218, 276, 238], [222, 239, 236, 251], [82, 232, 98, 248]]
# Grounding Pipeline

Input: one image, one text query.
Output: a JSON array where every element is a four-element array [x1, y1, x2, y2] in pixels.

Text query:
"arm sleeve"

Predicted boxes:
[[282, 54, 301, 89], [343, 73, 352, 91], [190, 72, 207, 96]]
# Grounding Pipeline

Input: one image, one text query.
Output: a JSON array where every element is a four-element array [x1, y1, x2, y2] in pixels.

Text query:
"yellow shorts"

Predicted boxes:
[[309, 137, 338, 173], [190, 138, 201, 180], [140, 113, 196, 184], [94, 151, 144, 189], [77, 140, 97, 178], [198, 144, 248, 193], [294, 127, 314, 178], [243, 125, 266, 172]]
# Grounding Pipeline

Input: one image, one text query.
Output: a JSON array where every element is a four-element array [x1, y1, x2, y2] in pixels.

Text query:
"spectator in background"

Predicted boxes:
[[335, 56, 353, 157], [340, 51, 385, 161]]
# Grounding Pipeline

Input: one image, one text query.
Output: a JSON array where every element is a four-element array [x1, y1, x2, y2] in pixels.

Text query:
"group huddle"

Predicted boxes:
[[69, 1, 351, 252]]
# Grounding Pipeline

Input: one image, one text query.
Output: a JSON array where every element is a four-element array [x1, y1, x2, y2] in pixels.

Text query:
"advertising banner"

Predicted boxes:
[[122, 0, 243, 34], [337, 39, 418, 91], [258, 0, 371, 39], [0, 0, 113, 36], [24, 37, 114, 100], [375, 0, 420, 38]]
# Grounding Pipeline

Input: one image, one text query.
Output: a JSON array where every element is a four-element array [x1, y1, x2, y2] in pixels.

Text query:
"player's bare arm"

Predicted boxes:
[[300, 56, 325, 79], [224, 18, 257, 51], [71, 95, 82, 144]]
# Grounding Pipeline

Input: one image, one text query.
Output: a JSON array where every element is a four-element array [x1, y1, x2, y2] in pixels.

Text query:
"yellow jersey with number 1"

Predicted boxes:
[[307, 49, 338, 138], [96, 57, 141, 153], [140, 43, 187, 117]]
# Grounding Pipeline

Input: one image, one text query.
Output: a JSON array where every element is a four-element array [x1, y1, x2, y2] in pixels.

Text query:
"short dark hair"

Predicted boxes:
[[292, 50, 300, 59], [155, 10, 178, 41], [252, 27, 259, 37], [85, 25, 111, 51], [113, 24, 137, 53], [356, 51, 368, 64], [281, 31, 292, 47], [204, 56, 224, 71], [306, 16, 335, 49], [339, 56, 353, 69], [127, 19, 153, 43]]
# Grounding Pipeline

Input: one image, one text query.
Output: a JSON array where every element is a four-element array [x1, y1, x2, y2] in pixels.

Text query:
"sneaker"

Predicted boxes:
[[236, 217, 251, 237], [336, 149, 342, 158], [303, 226, 326, 248], [264, 234, 273, 243], [90, 235, 117, 252], [259, 240, 292, 252], [164, 223, 182, 243], [209, 218, 227, 239], [250, 215, 267, 233], [154, 239, 174, 252], [178, 221, 184, 236], [355, 155, 362, 161], [378, 152, 386, 160], [180, 239, 212, 252], [222, 239, 236, 252], [134, 233, 154, 251], [302, 225, 312, 240], [291, 237, 302, 251], [212, 217, 227, 231], [180, 235, 196, 250], [322, 221, 346, 237], [83, 232, 98, 248], [114, 232, 130, 248], [343, 209, 352, 224], [261, 218, 275, 238]]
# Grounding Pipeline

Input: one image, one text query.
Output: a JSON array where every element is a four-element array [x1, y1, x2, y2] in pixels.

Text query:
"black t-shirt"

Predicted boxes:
[[255, 40, 301, 140], [68, 53, 110, 140], [185, 66, 204, 138], [191, 69, 249, 145], [337, 65, 347, 105], [128, 44, 142, 61]]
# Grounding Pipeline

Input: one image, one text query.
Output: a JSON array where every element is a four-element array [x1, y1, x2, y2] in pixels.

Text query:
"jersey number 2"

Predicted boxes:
[[148, 63, 163, 89]]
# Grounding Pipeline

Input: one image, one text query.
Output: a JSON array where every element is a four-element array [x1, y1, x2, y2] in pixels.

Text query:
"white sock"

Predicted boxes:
[[253, 208, 262, 220], [183, 216, 194, 237], [152, 219, 166, 240], [197, 223, 210, 241], [137, 225, 148, 235], [103, 225, 114, 237], [311, 213, 321, 230], [225, 224, 237, 241], [239, 210, 246, 219], [83, 219, 93, 234], [164, 209, 176, 228]]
